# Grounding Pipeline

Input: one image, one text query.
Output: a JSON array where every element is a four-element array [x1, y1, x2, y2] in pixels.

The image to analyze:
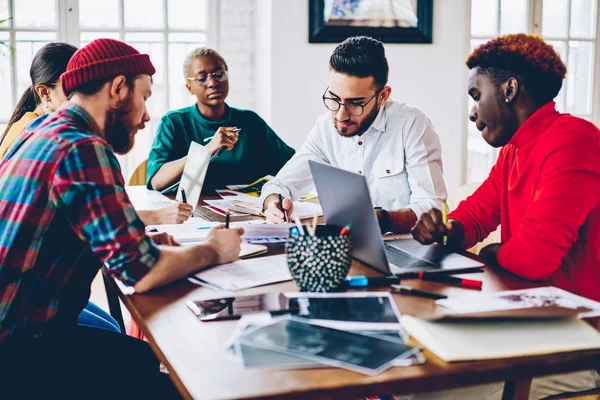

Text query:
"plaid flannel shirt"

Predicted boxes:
[[0, 102, 159, 345]]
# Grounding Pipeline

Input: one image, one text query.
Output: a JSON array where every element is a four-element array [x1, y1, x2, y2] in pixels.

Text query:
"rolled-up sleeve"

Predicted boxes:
[[402, 111, 447, 219], [260, 125, 330, 204], [52, 138, 159, 286]]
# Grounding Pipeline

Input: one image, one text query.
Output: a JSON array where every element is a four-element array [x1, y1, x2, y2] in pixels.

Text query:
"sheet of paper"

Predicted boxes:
[[436, 286, 600, 318], [192, 254, 292, 291], [292, 201, 322, 219]]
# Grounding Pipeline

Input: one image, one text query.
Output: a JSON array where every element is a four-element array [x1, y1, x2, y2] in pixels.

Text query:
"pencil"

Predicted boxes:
[[225, 211, 230, 229], [442, 201, 448, 246]]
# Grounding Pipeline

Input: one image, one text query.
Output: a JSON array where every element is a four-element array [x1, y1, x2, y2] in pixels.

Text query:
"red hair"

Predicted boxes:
[[466, 34, 566, 105]]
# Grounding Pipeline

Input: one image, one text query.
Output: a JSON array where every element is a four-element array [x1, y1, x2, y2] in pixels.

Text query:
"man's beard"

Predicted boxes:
[[105, 96, 144, 155], [334, 103, 380, 138]]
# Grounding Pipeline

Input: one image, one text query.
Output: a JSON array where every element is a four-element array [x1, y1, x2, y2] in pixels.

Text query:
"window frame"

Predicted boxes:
[[463, 0, 600, 184], [0, 0, 218, 126]]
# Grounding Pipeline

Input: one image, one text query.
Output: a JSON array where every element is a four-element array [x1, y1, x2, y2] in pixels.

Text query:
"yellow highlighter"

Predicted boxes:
[[442, 201, 448, 246]]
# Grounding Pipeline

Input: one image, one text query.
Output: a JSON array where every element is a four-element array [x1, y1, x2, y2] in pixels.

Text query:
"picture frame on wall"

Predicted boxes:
[[309, 0, 433, 44]]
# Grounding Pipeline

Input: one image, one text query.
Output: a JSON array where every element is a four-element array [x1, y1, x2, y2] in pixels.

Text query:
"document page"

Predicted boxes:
[[192, 254, 291, 291]]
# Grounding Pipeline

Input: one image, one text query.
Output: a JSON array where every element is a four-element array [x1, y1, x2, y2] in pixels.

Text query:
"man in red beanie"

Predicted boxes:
[[0, 38, 243, 398]]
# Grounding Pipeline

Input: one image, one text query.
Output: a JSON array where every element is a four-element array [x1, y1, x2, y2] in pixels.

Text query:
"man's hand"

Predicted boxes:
[[263, 194, 294, 224], [153, 203, 193, 224], [205, 225, 244, 264], [479, 243, 502, 266], [148, 232, 180, 246], [205, 127, 239, 155], [411, 208, 464, 247]]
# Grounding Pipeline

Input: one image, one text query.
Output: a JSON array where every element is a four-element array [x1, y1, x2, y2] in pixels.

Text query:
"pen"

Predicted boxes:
[[225, 211, 230, 229], [204, 127, 242, 143], [390, 284, 448, 300], [208, 128, 241, 163], [442, 201, 448, 246], [418, 272, 482, 290], [181, 188, 187, 203], [346, 275, 400, 287], [277, 193, 288, 223]]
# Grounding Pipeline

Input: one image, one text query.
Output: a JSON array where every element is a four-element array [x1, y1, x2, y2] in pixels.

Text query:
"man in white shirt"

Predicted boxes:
[[261, 36, 447, 232]]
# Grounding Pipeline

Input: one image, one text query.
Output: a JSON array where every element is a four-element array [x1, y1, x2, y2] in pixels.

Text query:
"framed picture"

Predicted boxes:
[[309, 0, 433, 44]]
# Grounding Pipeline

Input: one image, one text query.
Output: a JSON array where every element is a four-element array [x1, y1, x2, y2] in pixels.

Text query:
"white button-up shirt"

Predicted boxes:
[[261, 100, 447, 218]]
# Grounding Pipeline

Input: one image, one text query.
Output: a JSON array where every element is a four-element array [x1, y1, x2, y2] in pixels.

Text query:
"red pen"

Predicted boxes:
[[418, 272, 482, 290], [209, 205, 228, 216]]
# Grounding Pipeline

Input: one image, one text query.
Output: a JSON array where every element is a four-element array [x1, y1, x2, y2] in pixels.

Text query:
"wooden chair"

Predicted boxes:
[[447, 181, 501, 255], [128, 159, 148, 186]]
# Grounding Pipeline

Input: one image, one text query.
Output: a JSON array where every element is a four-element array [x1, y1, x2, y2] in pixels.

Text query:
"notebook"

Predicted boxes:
[[401, 315, 600, 362], [239, 243, 267, 259]]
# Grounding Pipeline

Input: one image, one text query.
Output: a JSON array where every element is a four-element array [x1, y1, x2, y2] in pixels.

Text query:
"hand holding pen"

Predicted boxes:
[[206, 127, 241, 163], [264, 194, 294, 224], [411, 206, 465, 247]]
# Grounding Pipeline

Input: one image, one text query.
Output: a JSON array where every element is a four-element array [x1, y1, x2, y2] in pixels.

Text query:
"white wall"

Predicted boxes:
[[255, 0, 471, 193], [217, 0, 256, 110]]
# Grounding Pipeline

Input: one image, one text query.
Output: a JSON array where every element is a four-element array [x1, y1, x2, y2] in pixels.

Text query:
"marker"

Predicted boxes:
[[339, 225, 350, 236], [277, 194, 288, 223], [346, 275, 400, 287], [181, 188, 188, 203], [291, 211, 304, 236], [390, 284, 447, 300], [418, 272, 482, 290], [442, 201, 448, 246], [225, 211, 230, 229]]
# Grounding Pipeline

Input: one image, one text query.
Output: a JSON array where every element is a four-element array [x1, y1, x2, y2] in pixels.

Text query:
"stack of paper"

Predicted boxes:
[[220, 293, 425, 374]]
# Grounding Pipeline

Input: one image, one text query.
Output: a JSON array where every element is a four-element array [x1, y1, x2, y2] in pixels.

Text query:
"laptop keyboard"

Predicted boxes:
[[384, 243, 436, 269]]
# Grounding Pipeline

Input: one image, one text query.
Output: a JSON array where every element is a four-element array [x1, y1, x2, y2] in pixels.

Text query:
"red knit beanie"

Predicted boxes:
[[61, 38, 156, 96]]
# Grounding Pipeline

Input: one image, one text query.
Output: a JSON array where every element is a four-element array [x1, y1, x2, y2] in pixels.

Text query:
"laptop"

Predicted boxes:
[[308, 160, 483, 277], [175, 141, 211, 215]]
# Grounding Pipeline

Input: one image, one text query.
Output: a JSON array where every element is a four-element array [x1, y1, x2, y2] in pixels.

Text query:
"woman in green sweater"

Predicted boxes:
[[147, 48, 295, 194]]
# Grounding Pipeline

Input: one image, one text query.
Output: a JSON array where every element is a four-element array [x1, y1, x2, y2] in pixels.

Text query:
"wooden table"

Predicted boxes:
[[106, 235, 600, 400]]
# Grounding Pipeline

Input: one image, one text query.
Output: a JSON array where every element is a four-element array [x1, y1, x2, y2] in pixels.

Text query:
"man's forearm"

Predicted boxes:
[[387, 208, 418, 233], [150, 158, 186, 190], [133, 244, 217, 293]]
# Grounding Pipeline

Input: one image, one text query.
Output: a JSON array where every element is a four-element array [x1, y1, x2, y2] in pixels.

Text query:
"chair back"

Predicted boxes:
[[129, 159, 148, 186]]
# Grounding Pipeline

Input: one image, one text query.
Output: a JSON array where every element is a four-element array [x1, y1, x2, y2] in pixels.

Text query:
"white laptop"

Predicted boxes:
[[175, 141, 211, 214]]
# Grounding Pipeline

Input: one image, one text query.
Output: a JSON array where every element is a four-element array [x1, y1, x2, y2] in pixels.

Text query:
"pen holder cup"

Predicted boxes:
[[285, 225, 352, 292]]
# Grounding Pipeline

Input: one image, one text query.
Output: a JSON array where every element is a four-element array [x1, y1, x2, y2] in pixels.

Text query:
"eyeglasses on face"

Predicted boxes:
[[322, 87, 380, 116], [186, 70, 228, 86]]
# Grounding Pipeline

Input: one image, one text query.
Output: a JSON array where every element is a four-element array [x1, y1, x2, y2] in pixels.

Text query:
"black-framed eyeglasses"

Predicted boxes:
[[186, 70, 228, 86], [322, 87, 380, 116]]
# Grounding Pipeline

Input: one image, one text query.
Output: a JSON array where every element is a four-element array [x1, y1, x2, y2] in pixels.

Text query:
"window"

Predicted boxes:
[[0, 0, 213, 180], [466, 0, 598, 183]]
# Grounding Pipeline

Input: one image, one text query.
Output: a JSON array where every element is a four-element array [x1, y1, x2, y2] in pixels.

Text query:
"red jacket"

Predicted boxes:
[[450, 102, 600, 301]]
